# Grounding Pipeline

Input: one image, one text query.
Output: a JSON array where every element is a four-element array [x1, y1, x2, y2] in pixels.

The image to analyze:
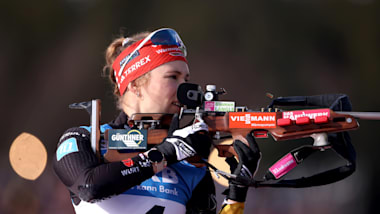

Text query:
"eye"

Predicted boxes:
[[169, 75, 177, 80]]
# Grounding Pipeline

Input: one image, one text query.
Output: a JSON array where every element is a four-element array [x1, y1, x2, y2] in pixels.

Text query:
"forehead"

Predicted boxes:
[[152, 60, 190, 76]]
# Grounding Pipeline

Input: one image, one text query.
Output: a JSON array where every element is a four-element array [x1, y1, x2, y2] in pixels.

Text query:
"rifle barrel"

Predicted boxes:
[[338, 111, 380, 120]]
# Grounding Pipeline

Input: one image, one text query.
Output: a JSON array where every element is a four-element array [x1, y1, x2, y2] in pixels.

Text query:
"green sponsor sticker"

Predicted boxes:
[[204, 101, 235, 112]]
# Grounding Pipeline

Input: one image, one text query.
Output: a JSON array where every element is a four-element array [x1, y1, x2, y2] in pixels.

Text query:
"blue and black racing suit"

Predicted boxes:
[[53, 112, 216, 214]]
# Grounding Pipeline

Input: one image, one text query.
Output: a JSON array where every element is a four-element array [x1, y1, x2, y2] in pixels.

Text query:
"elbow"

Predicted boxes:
[[76, 184, 101, 202], [76, 184, 114, 202], [75, 183, 122, 202]]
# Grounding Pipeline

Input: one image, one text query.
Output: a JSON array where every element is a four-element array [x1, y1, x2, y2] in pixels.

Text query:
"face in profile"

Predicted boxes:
[[140, 60, 190, 114]]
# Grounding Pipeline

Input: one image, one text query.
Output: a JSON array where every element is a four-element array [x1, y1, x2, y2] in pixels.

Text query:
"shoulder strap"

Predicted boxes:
[[244, 94, 356, 188]]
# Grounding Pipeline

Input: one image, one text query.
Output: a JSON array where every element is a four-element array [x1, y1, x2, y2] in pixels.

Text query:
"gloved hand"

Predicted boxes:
[[155, 114, 212, 164], [224, 132, 261, 202]]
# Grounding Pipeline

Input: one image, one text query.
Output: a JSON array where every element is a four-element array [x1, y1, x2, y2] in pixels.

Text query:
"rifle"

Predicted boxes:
[[126, 109, 369, 153], [72, 83, 380, 188]]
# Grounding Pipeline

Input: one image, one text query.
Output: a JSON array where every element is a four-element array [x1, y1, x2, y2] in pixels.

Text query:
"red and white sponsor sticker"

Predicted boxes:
[[282, 109, 330, 120], [122, 158, 134, 167], [229, 112, 277, 128]]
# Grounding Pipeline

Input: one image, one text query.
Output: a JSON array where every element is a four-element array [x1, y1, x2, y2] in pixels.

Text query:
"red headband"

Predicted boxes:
[[112, 39, 187, 95]]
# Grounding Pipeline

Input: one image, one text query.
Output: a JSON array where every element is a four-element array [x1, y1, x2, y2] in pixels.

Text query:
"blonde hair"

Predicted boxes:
[[102, 31, 151, 106]]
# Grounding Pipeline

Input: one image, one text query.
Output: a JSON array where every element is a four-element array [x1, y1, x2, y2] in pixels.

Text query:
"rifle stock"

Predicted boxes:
[[117, 109, 365, 160], [94, 107, 380, 163], [76, 84, 380, 187]]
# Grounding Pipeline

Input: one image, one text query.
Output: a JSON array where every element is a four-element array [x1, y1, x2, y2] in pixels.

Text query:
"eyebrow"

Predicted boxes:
[[167, 70, 190, 79]]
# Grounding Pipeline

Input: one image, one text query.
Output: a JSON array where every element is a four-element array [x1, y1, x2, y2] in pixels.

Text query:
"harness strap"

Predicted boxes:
[[224, 94, 357, 188]]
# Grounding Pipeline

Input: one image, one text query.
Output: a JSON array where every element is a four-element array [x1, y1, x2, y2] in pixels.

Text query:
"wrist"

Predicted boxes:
[[144, 148, 167, 173], [227, 184, 248, 202], [155, 140, 179, 164], [223, 198, 244, 205]]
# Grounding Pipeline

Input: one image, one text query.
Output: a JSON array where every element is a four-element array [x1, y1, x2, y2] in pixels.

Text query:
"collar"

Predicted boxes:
[[108, 111, 129, 129]]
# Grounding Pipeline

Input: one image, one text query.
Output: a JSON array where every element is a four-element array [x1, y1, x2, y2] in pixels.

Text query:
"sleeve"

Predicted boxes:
[[52, 127, 155, 202], [186, 171, 217, 214], [219, 201, 245, 214]]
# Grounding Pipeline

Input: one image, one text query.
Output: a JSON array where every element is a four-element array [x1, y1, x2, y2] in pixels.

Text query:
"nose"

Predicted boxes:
[[175, 79, 187, 97], [177, 74, 188, 86]]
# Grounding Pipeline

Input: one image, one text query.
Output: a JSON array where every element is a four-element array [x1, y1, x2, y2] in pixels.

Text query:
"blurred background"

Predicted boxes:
[[1, 0, 379, 213]]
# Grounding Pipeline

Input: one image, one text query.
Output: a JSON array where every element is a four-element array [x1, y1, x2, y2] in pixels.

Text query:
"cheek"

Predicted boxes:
[[147, 80, 177, 101], [164, 82, 178, 96]]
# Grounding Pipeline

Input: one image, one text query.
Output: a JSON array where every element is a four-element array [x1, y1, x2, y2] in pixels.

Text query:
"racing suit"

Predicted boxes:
[[53, 112, 217, 214]]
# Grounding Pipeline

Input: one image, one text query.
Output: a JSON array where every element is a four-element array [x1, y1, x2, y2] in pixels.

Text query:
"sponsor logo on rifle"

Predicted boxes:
[[204, 101, 235, 112], [282, 109, 330, 120], [229, 112, 277, 128], [108, 129, 147, 150]]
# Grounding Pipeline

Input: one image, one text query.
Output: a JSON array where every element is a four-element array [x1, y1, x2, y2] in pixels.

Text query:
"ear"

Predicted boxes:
[[128, 81, 141, 97]]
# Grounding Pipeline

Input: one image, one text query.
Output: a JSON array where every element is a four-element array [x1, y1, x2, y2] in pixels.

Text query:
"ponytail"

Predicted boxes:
[[102, 31, 150, 97]]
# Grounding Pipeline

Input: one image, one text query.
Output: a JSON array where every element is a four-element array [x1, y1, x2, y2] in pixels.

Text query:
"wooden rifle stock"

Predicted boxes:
[[102, 109, 380, 162], [123, 109, 372, 160]]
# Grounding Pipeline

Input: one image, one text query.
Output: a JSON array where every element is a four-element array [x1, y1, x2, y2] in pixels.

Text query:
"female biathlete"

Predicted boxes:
[[53, 28, 261, 214]]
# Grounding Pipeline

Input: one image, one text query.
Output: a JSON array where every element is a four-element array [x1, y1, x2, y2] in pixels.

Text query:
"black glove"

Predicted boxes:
[[223, 132, 261, 202], [156, 114, 212, 164]]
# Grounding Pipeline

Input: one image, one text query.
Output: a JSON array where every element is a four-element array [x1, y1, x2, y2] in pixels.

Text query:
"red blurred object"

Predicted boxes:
[[253, 130, 268, 138], [314, 116, 329, 124], [277, 118, 292, 126], [296, 117, 311, 125]]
